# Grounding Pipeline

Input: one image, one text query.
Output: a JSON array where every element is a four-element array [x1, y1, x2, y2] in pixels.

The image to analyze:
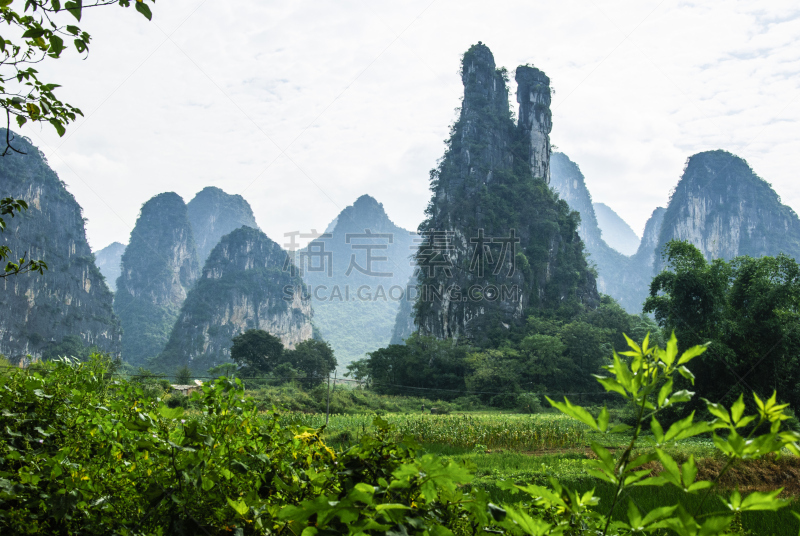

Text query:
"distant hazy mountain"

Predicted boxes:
[[0, 131, 120, 359], [94, 241, 125, 292], [593, 202, 640, 256], [550, 153, 647, 313], [114, 193, 200, 366], [187, 186, 259, 265], [301, 195, 416, 368], [632, 207, 666, 271], [157, 226, 312, 373], [656, 150, 800, 271]]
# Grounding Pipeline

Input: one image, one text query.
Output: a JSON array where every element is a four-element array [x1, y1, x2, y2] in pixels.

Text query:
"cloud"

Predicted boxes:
[[18, 0, 800, 250]]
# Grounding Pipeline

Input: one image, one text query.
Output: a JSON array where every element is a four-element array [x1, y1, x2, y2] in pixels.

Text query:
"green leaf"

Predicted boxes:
[[664, 331, 678, 366], [159, 405, 184, 420], [738, 489, 787, 512], [594, 375, 628, 398], [65, 0, 83, 21], [503, 505, 551, 536], [546, 396, 598, 431], [375, 503, 410, 511], [21, 28, 47, 39], [598, 406, 609, 432], [731, 394, 745, 424], [641, 505, 677, 526], [677, 365, 695, 385], [135, 1, 152, 20], [651, 416, 664, 443], [658, 378, 673, 408], [677, 343, 707, 365], [49, 119, 65, 137], [48, 35, 65, 57], [227, 497, 249, 516], [613, 350, 634, 391], [699, 515, 732, 536], [705, 400, 731, 425]]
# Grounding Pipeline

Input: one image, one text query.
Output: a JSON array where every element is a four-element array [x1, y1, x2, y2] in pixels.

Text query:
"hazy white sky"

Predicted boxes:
[[17, 0, 800, 250]]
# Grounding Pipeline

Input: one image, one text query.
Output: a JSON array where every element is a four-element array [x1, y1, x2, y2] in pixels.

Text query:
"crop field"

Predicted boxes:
[[279, 412, 586, 451]]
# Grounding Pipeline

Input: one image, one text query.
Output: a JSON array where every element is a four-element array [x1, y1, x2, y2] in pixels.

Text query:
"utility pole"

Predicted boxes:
[[326, 370, 336, 426]]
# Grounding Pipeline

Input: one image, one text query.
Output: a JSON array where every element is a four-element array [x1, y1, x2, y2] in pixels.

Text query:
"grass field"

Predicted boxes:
[[274, 410, 800, 536]]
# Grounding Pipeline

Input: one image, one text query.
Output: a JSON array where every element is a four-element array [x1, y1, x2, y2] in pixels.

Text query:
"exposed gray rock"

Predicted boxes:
[[656, 150, 800, 270], [516, 66, 552, 183], [158, 226, 312, 372], [114, 192, 200, 366], [549, 153, 650, 313], [632, 207, 665, 271], [413, 44, 598, 342], [0, 131, 120, 359], [187, 186, 259, 265]]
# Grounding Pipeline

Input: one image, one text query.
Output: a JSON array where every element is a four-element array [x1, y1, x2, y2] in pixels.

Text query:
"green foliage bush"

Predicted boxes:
[[645, 240, 800, 419], [1, 334, 799, 535], [231, 330, 337, 388], [353, 299, 661, 407]]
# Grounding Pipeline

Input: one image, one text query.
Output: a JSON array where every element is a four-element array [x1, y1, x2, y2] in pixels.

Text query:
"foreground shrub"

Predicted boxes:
[[1, 334, 798, 535]]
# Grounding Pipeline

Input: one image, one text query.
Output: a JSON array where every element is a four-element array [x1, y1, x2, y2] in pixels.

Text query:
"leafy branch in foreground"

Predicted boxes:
[[0, 0, 155, 154], [532, 332, 800, 535], [0, 196, 46, 277]]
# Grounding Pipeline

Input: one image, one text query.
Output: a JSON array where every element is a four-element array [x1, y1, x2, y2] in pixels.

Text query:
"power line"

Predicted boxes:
[[0, 365, 611, 398]]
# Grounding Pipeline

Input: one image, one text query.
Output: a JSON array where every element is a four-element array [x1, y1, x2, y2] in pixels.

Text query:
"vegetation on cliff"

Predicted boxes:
[[414, 44, 598, 341], [657, 150, 800, 268], [186, 186, 259, 264], [157, 226, 312, 373], [114, 192, 199, 367], [0, 133, 119, 359], [549, 152, 653, 313]]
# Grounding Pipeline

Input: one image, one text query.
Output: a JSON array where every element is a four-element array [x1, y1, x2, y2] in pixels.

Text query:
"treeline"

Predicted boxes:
[[645, 240, 800, 419], [347, 297, 662, 407], [350, 241, 800, 417]]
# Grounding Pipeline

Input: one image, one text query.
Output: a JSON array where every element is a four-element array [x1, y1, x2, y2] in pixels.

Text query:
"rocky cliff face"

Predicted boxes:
[[0, 132, 120, 359], [389, 276, 416, 345], [632, 207, 665, 271], [550, 153, 651, 313], [158, 226, 313, 372], [302, 195, 416, 367], [94, 241, 125, 292], [187, 186, 259, 264], [549, 152, 603, 249], [656, 150, 800, 271], [114, 193, 199, 366], [516, 66, 552, 183], [593, 203, 640, 256], [413, 44, 598, 342]]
